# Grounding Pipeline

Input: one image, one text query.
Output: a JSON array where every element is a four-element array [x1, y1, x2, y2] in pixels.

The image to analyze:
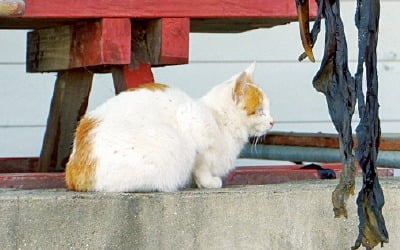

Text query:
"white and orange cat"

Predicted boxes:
[[65, 63, 274, 192]]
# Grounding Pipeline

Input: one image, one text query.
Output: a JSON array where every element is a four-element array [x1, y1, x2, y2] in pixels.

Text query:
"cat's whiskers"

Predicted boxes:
[[250, 136, 261, 155]]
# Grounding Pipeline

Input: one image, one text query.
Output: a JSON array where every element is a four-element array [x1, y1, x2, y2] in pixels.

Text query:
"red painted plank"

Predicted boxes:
[[0, 173, 65, 189], [70, 18, 131, 68], [0, 157, 38, 173], [0, 166, 394, 189], [121, 63, 155, 89], [23, 0, 311, 18], [0, 159, 394, 189], [95, 18, 132, 66], [159, 18, 189, 65], [223, 164, 394, 186], [129, 18, 189, 66], [27, 18, 131, 72], [112, 63, 155, 93]]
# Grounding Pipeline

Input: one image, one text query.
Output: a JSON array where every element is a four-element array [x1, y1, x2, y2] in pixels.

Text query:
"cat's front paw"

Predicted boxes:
[[196, 176, 222, 189]]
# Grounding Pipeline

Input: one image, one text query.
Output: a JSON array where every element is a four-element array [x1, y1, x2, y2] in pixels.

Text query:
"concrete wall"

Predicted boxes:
[[0, 0, 399, 158], [1, 179, 399, 250]]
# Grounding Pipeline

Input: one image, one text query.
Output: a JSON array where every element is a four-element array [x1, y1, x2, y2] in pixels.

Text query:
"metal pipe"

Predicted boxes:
[[240, 144, 400, 169]]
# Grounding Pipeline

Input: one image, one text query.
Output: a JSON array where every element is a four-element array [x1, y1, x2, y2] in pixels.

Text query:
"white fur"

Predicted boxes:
[[86, 64, 273, 192]]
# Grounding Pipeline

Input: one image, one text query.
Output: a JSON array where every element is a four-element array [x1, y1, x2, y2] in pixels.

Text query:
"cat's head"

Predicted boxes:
[[232, 63, 274, 137]]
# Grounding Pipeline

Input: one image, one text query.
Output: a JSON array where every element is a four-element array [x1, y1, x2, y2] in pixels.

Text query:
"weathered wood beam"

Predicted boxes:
[[27, 18, 131, 72], [0, 157, 38, 173], [0, 0, 25, 16], [38, 69, 93, 172], [253, 132, 400, 151], [27, 18, 189, 73], [112, 18, 189, 93], [22, 0, 304, 18], [0, 1, 318, 31], [130, 18, 189, 67], [150, 18, 189, 66], [112, 64, 154, 94]]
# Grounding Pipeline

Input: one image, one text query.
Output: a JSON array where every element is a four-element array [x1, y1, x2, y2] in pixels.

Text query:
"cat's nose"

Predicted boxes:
[[269, 120, 274, 127]]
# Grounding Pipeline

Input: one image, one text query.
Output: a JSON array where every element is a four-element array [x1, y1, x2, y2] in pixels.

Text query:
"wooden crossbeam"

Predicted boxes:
[[130, 18, 189, 67], [22, 0, 300, 18], [27, 18, 189, 73], [155, 18, 189, 65], [110, 18, 190, 93], [27, 18, 131, 72], [112, 64, 155, 94], [253, 132, 400, 151], [38, 69, 93, 172], [0, 1, 317, 32]]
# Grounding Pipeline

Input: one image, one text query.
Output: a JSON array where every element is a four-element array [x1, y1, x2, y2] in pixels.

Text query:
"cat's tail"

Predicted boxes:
[[65, 117, 98, 192]]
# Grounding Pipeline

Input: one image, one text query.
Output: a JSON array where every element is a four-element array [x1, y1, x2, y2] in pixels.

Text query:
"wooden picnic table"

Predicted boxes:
[[0, 0, 316, 172]]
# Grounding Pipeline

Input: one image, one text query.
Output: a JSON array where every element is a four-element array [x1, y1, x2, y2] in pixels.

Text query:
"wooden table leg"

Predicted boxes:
[[112, 64, 154, 94], [38, 69, 93, 172], [112, 18, 189, 94]]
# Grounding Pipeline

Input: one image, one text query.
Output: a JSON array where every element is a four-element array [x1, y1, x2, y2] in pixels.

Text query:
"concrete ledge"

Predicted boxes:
[[1, 178, 400, 250]]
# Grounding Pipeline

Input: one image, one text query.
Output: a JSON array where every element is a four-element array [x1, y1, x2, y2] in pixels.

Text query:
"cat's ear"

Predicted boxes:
[[232, 71, 248, 104], [245, 62, 256, 83]]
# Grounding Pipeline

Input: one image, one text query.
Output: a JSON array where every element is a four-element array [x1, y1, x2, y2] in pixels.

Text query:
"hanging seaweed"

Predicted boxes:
[[297, 0, 358, 222], [353, 0, 389, 248], [295, 0, 388, 248]]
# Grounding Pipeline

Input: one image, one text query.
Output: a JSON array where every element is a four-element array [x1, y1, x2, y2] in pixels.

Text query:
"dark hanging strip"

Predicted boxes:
[[311, 0, 358, 222], [353, 0, 389, 249], [295, 0, 388, 248]]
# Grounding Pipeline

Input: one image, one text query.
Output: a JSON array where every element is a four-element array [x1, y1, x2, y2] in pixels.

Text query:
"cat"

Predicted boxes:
[[65, 63, 274, 192]]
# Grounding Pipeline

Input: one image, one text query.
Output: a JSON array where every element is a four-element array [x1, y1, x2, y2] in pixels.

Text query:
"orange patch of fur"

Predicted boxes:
[[127, 83, 169, 92], [65, 117, 98, 191], [243, 85, 263, 115], [234, 83, 263, 115]]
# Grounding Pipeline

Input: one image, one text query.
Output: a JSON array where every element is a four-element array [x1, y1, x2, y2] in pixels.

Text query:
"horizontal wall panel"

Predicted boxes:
[[0, 127, 45, 157], [0, 30, 26, 63], [0, 65, 55, 125], [1, 61, 398, 132], [153, 61, 400, 125], [0, 65, 115, 125], [1, 122, 397, 158]]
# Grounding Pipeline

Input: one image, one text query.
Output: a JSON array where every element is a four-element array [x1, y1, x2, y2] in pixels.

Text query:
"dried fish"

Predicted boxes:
[[295, 0, 315, 62], [352, 0, 389, 248], [310, 0, 357, 221], [295, 0, 388, 248]]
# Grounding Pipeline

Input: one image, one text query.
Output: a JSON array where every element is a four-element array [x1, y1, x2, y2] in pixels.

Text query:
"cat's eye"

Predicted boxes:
[[256, 108, 264, 115]]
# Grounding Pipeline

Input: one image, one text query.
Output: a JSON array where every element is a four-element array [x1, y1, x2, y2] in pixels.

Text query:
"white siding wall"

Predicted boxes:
[[0, 0, 399, 160]]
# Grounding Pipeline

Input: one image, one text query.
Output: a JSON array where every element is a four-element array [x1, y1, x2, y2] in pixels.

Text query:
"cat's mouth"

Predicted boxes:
[[268, 120, 274, 129], [253, 128, 272, 138], [250, 119, 274, 137]]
